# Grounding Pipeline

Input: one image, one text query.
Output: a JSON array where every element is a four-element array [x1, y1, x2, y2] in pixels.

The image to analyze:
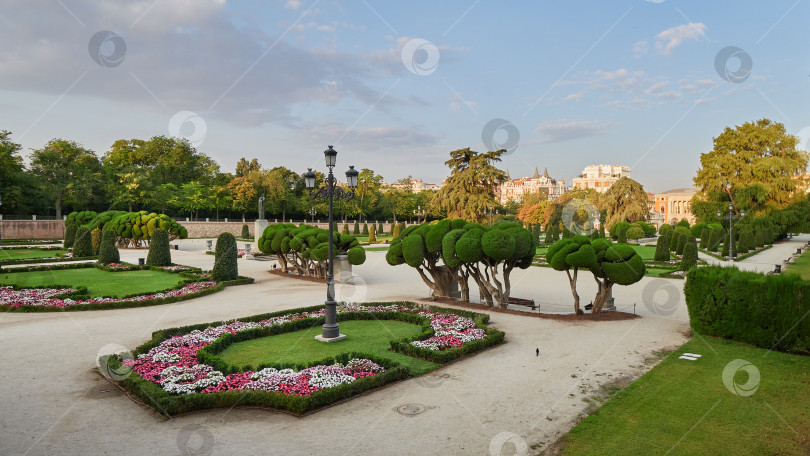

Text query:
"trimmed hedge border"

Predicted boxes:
[[699, 244, 772, 262], [0, 262, 253, 312], [110, 302, 504, 416], [1, 255, 98, 266], [0, 239, 61, 245], [685, 266, 810, 353]]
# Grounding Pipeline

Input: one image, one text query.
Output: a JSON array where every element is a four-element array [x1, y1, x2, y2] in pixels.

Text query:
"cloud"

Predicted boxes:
[[534, 120, 615, 144], [655, 23, 706, 56], [299, 122, 440, 150], [0, 0, 405, 126], [633, 40, 649, 58], [285, 0, 302, 10]]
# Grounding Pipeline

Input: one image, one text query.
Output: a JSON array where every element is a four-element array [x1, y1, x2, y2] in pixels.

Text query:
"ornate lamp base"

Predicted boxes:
[[314, 334, 347, 343]]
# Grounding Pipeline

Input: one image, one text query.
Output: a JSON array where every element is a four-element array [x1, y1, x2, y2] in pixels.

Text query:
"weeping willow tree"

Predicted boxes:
[[601, 176, 649, 228], [435, 148, 506, 223]]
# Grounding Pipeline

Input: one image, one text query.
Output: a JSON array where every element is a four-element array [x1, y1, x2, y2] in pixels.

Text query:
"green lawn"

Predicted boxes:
[[785, 249, 810, 280], [645, 267, 679, 277], [219, 319, 440, 375], [558, 337, 810, 455], [0, 248, 69, 260], [0, 268, 186, 297]]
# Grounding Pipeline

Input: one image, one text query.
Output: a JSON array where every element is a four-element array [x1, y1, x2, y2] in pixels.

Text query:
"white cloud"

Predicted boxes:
[[633, 40, 649, 57], [285, 0, 302, 10], [655, 23, 706, 56], [534, 120, 614, 144], [317, 25, 336, 32]]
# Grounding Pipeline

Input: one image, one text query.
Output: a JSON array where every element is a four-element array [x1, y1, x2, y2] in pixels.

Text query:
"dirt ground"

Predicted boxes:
[[0, 239, 691, 456]]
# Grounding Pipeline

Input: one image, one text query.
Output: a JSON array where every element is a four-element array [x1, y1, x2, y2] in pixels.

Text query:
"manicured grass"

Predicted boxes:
[[536, 246, 548, 255], [219, 319, 441, 375], [558, 337, 810, 455], [0, 268, 186, 297], [630, 244, 662, 260], [645, 267, 679, 277], [785, 249, 810, 280], [0, 248, 68, 260], [363, 246, 390, 251]]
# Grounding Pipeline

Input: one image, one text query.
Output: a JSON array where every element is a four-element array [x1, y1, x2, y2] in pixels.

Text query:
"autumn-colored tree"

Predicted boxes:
[[601, 177, 649, 228], [227, 176, 257, 221]]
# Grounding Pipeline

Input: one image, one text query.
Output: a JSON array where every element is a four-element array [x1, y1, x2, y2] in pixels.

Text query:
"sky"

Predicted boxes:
[[1, 0, 809, 193]]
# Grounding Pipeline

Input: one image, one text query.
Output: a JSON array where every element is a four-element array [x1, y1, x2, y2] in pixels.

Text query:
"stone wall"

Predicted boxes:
[[0, 220, 64, 239], [180, 220, 402, 238]]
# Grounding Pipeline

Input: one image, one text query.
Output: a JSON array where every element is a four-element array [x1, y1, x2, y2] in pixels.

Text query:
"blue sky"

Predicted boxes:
[[1, 0, 808, 193]]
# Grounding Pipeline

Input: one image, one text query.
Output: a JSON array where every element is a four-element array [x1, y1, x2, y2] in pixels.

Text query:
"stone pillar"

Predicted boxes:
[[254, 219, 268, 245]]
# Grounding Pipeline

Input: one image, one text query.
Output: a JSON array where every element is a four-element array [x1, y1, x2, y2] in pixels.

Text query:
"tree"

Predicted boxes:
[[368, 224, 377, 243], [0, 131, 40, 215], [356, 168, 384, 222], [177, 181, 209, 220], [73, 227, 93, 257], [235, 157, 261, 177], [435, 148, 506, 222], [625, 226, 644, 241], [263, 167, 298, 222], [692, 119, 808, 219], [29, 139, 102, 218], [227, 176, 257, 221], [654, 234, 671, 261], [547, 237, 645, 314], [146, 228, 171, 266], [601, 177, 649, 228], [517, 201, 550, 226], [63, 225, 78, 248], [212, 232, 238, 282]]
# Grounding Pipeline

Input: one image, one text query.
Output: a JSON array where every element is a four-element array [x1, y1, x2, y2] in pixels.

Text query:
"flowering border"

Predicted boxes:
[[0, 263, 252, 312], [107, 302, 504, 416]]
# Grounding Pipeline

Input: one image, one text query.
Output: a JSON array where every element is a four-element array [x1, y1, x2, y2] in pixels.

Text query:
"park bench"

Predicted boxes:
[[506, 296, 536, 310]]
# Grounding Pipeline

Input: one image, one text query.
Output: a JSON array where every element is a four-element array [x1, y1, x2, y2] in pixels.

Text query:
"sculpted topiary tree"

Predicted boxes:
[[105, 211, 188, 248], [368, 224, 377, 243], [212, 232, 238, 282], [146, 228, 171, 266], [341, 224, 350, 235], [258, 223, 363, 278], [548, 236, 645, 314], [658, 223, 674, 237], [73, 227, 93, 257], [63, 224, 77, 248], [353, 221, 360, 235], [91, 228, 101, 253], [699, 227, 710, 249], [98, 229, 120, 265], [391, 223, 402, 239], [708, 229, 723, 251], [625, 226, 644, 242], [654, 234, 671, 261], [755, 230, 765, 248], [362, 223, 368, 236], [241, 224, 250, 239]]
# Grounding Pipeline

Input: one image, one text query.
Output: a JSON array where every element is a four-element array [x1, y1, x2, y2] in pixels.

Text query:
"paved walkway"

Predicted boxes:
[[0, 239, 694, 455], [698, 233, 810, 273]]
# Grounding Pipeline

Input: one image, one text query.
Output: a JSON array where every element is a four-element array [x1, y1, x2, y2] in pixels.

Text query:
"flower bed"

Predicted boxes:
[[0, 263, 252, 312], [109, 302, 504, 415]]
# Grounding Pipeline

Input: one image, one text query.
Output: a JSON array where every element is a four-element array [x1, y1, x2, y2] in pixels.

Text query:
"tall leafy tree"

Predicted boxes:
[[235, 157, 261, 177], [263, 166, 298, 221], [600, 176, 649, 228], [30, 139, 102, 217], [356, 168, 384, 222], [692, 119, 808, 218], [0, 130, 40, 214], [227, 176, 257, 221], [435, 148, 506, 222]]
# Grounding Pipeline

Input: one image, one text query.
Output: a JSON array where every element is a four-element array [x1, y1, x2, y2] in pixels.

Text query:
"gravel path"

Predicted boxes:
[[0, 239, 692, 456]]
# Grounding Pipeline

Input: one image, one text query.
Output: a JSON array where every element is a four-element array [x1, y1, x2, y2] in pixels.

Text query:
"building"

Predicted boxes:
[[496, 167, 567, 204], [648, 188, 698, 227], [571, 165, 631, 193], [389, 178, 440, 193]]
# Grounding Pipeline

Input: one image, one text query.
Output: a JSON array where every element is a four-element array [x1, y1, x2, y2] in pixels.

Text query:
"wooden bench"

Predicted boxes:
[[506, 297, 536, 310]]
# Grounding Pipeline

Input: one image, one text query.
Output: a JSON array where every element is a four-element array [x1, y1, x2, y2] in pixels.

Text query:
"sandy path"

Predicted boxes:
[[0, 241, 690, 456]]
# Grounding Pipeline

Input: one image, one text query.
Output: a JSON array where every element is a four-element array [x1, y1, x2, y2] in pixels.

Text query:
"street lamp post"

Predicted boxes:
[[413, 205, 425, 224], [310, 207, 316, 224], [303, 146, 359, 342], [717, 202, 745, 262]]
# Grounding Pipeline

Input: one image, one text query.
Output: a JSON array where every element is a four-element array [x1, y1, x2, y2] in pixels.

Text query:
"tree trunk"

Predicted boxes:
[[448, 267, 470, 303], [567, 268, 584, 315], [592, 278, 613, 313], [55, 195, 62, 219], [415, 264, 452, 298]]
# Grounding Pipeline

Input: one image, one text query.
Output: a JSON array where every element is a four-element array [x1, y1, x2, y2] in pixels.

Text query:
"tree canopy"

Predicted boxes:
[[435, 148, 506, 222]]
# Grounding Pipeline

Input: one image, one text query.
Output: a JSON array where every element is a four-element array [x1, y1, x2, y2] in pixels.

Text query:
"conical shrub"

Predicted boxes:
[[146, 228, 171, 266], [212, 232, 238, 282], [368, 224, 377, 243], [654, 234, 670, 261], [73, 227, 93, 257], [241, 224, 250, 239], [681, 240, 698, 271], [353, 221, 360, 235], [63, 224, 77, 248], [98, 229, 120, 265]]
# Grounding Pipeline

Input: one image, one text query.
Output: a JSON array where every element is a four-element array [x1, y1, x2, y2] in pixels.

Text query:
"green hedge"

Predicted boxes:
[[212, 232, 238, 282], [63, 225, 77, 248], [146, 229, 171, 266], [684, 266, 810, 352]]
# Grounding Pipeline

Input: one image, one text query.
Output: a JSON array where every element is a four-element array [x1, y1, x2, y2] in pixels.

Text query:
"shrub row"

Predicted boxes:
[[684, 266, 810, 352]]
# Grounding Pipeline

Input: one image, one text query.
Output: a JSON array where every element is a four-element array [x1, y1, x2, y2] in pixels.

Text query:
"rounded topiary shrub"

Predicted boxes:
[[63, 224, 78, 248], [146, 228, 172, 266], [212, 232, 238, 282], [73, 227, 93, 257], [347, 246, 366, 265], [241, 224, 250, 239], [98, 229, 120, 265], [625, 226, 644, 241]]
